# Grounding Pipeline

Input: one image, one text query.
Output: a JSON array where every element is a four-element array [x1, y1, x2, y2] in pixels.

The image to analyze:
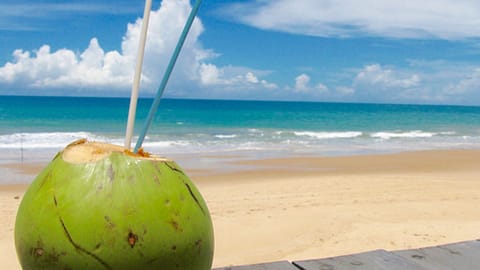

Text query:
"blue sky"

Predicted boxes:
[[1, 0, 480, 105]]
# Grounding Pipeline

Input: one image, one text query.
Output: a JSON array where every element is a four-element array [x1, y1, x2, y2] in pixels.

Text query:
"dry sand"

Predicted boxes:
[[0, 184, 25, 270], [1, 150, 480, 268]]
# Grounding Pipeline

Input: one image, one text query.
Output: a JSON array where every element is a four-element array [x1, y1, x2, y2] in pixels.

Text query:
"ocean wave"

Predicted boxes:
[[1, 129, 477, 155], [0, 132, 107, 149], [0, 132, 196, 152], [143, 140, 191, 148], [371, 130, 436, 140], [439, 131, 456, 135], [214, 134, 238, 139], [293, 131, 363, 139]]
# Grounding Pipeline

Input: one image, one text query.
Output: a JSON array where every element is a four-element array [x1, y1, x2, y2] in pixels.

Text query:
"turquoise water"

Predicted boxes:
[[1, 95, 480, 161]]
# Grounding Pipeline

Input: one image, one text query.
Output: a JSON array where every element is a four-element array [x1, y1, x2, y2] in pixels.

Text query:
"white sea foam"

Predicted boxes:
[[294, 131, 363, 139], [0, 132, 106, 149], [143, 140, 191, 148], [214, 134, 237, 139], [1, 129, 478, 158], [371, 130, 436, 140]]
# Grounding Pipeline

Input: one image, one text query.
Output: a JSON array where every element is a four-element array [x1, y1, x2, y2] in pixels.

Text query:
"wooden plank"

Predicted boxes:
[[393, 239, 480, 270], [293, 249, 428, 270], [213, 239, 480, 270], [214, 261, 300, 270]]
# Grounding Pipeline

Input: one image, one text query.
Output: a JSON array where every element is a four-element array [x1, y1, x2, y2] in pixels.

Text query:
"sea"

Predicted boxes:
[[1, 95, 480, 183]]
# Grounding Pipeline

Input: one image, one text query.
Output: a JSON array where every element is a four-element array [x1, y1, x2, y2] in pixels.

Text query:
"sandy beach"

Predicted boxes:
[[1, 149, 480, 269]]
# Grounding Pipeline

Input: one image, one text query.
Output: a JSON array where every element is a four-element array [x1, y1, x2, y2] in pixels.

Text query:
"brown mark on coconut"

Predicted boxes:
[[47, 248, 66, 264], [107, 164, 115, 183], [164, 199, 171, 206], [104, 216, 115, 229], [153, 174, 160, 185], [32, 247, 44, 258], [53, 195, 112, 269], [169, 219, 182, 232], [30, 246, 67, 267], [30, 240, 45, 262], [151, 160, 164, 174], [128, 231, 138, 248], [195, 239, 203, 254]]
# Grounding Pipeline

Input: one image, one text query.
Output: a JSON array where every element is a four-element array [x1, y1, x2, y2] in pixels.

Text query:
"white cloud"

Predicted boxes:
[[223, 0, 480, 39], [286, 64, 422, 102], [199, 63, 222, 85], [245, 72, 259, 84], [444, 68, 480, 97], [316, 83, 328, 92], [336, 86, 355, 95], [261, 80, 278, 90], [344, 61, 480, 105], [347, 64, 424, 103], [354, 64, 420, 89], [0, 0, 201, 92], [295, 74, 310, 92], [0, 0, 275, 96], [283, 63, 479, 103], [415, 63, 480, 105], [0, 38, 133, 91], [293, 73, 329, 94], [198, 63, 277, 91]]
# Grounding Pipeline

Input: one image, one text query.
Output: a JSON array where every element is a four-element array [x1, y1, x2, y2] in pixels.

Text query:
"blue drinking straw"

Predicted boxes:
[[134, 0, 202, 153]]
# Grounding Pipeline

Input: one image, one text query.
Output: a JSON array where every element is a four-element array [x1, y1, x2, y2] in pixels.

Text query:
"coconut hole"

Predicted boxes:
[[128, 232, 138, 248], [62, 139, 168, 164]]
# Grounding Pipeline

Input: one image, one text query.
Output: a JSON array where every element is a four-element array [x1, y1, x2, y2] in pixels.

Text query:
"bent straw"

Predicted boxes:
[[134, 0, 202, 153], [124, 0, 153, 150]]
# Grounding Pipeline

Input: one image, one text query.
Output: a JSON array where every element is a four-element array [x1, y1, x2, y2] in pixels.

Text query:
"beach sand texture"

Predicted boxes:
[[1, 150, 479, 269]]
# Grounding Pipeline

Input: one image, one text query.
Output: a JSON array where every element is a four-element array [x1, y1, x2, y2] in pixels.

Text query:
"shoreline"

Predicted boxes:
[[1, 149, 480, 268], [2, 148, 480, 182]]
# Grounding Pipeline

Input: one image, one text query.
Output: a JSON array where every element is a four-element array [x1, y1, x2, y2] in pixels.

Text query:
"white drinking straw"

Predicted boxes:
[[124, 0, 152, 150], [134, 0, 202, 153]]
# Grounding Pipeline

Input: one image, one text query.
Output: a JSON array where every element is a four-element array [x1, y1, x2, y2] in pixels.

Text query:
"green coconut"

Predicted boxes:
[[15, 139, 214, 270]]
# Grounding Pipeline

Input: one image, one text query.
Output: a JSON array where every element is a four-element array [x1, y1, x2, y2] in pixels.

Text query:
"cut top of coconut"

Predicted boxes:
[[62, 139, 167, 164]]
